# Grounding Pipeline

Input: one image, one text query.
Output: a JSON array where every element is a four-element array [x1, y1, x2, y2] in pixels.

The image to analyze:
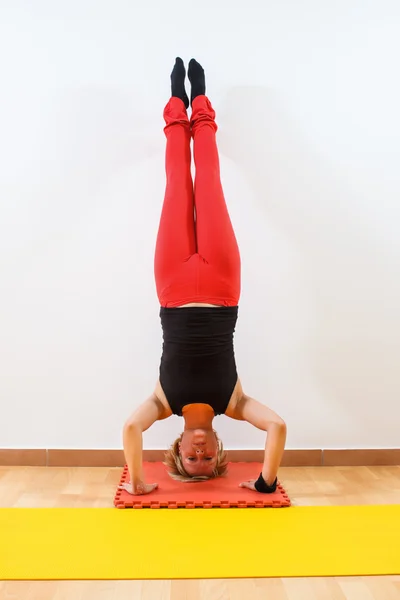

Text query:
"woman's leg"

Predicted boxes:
[[189, 62, 241, 305], [154, 61, 196, 306]]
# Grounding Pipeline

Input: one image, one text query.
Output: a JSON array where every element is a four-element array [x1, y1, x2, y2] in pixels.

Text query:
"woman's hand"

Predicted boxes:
[[240, 477, 278, 493], [118, 481, 158, 496], [239, 480, 257, 491]]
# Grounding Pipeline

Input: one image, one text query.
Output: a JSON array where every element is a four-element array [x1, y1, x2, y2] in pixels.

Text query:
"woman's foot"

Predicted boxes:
[[188, 58, 206, 105], [171, 57, 189, 109]]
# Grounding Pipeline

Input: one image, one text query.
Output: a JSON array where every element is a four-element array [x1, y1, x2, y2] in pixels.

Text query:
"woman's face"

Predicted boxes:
[[179, 429, 218, 477]]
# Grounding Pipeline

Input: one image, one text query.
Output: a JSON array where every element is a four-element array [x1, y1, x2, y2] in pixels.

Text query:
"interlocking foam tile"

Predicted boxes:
[[114, 462, 290, 508]]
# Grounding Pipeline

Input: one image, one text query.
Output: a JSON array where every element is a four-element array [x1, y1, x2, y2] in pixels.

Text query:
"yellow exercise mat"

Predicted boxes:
[[0, 505, 399, 579]]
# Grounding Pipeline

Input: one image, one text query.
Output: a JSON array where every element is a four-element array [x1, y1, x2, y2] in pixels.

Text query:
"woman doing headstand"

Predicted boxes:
[[120, 58, 287, 496]]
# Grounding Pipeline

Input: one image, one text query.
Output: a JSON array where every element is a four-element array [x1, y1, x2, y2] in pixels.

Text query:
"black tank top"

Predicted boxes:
[[159, 307, 239, 416]]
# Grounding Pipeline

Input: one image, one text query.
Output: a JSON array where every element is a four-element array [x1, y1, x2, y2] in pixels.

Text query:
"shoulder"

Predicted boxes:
[[154, 380, 174, 419], [224, 379, 245, 419]]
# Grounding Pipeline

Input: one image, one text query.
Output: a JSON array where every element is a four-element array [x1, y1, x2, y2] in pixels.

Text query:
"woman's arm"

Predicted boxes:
[[226, 394, 287, 487], [121, 393, 172, 495]]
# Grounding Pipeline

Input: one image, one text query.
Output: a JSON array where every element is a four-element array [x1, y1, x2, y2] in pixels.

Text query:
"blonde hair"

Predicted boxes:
[[164, 432, 228, 483]]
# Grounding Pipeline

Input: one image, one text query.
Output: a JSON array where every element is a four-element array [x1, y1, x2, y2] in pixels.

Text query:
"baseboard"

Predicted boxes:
[[1, 448, 399, 467]]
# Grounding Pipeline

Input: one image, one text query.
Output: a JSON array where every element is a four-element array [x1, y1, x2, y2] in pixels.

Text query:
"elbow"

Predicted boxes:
[[123, 419, 142, 437], [271, 418, 287, 436], [279, 418, 287, 434]]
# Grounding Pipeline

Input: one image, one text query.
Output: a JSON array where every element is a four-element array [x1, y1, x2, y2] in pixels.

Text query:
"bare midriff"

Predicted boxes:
[[177, 303, 221, 308]]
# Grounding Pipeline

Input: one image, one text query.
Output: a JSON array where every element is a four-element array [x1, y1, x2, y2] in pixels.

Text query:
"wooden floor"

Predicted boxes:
[[1, 465, 399, 600]]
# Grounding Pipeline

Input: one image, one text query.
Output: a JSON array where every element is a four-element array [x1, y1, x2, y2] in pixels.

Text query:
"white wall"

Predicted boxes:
[[1, 0, 399, 450]]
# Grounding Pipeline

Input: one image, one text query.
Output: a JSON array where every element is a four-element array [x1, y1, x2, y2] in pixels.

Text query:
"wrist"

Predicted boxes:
[[254, 473, 277, 493], [132, 476, 145, 491]]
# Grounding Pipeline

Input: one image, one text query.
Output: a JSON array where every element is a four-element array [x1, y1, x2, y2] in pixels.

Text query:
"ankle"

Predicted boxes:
[[171, 57, 189, 109], [188, 58, 206, 105]]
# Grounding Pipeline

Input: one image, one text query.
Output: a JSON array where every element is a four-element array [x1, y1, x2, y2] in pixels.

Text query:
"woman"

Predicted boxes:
[[120, 58, 287, 496]]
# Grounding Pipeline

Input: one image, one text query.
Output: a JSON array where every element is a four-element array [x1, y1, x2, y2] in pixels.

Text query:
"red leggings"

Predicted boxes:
[[154, 95, 241, 307]]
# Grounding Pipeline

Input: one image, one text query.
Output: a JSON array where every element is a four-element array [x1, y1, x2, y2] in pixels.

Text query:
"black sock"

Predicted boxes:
[[188, 58, 206, 105], [170, 57, 189, 109]]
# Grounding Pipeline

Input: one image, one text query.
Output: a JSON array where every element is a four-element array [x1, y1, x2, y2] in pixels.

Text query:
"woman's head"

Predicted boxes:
[[164, 429, 228, 482]]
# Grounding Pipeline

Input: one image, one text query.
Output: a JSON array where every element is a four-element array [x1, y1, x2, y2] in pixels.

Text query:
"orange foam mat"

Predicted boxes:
[[114, 462, 291, 508]]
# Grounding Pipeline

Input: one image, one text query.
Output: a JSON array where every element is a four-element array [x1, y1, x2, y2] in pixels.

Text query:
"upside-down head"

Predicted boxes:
[[164, 429, 228, 482]]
